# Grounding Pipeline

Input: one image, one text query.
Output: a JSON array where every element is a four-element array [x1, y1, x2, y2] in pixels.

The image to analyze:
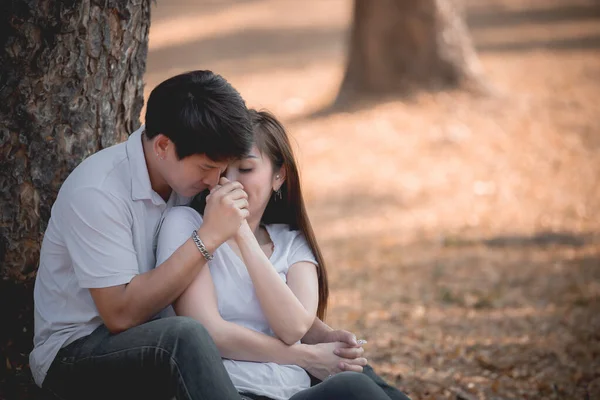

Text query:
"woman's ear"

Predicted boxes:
[[273, 166, 287, 191]]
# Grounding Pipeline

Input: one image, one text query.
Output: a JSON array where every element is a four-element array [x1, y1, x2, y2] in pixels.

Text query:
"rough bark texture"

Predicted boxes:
[[336, 0, 484, 103], [0, 0, 150, 395]]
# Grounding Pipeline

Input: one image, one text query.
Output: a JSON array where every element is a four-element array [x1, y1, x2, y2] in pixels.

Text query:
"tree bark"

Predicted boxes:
[[336, 0, 485, 104], [0, 0, 150, 391]]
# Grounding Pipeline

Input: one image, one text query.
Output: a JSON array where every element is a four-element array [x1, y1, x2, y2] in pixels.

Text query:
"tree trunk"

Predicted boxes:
[[336, 0, 484, 104], [0, 0, 150, 393]]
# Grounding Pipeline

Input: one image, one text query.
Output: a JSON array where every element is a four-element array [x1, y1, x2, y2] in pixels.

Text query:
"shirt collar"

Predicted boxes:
[[126, 125, 165, 205]]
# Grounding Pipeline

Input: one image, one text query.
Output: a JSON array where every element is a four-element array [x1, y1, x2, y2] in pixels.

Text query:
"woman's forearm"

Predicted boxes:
[[209, 317, 312, 367], [302, 317, 334, 344], [174, 263, 313, 367], [236, 224, 315, 344]]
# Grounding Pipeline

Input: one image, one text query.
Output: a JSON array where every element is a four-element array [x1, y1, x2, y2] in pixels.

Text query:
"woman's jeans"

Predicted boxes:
[[43, 316, 241, 400], [241, 370, 410, 400], [360, 365, 411, 400]]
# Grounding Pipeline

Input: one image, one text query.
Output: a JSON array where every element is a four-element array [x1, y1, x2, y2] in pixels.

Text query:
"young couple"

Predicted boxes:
[[31, 70, 410, 400]]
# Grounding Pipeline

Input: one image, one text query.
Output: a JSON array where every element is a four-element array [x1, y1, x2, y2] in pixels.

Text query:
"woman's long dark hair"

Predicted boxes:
[[191, 109, 329, 320]]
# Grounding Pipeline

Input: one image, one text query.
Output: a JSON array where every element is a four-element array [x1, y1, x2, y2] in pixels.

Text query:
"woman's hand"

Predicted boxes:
[[234, 219, 254, 243], [302, 320, 368, 371], [301, 342, 368, 381]]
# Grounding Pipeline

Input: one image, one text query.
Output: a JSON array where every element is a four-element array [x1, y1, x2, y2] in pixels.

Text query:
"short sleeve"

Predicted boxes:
[[287, 231, 318, 268], [60, 188, 138, 288], [156, 206, 204, 267]]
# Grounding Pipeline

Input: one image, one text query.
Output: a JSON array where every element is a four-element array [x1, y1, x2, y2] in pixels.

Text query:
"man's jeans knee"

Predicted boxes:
[[43, 317, 240, 400]]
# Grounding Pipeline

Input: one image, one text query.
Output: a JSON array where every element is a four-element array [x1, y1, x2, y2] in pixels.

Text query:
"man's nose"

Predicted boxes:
[[204, 169, 221, 189]]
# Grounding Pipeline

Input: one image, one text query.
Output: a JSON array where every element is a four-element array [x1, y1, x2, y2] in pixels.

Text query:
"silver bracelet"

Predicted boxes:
[[192, 230, 214, 261]]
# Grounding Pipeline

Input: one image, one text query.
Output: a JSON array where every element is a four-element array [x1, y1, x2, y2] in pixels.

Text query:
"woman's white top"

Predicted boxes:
[[156, 206, 317, 400]]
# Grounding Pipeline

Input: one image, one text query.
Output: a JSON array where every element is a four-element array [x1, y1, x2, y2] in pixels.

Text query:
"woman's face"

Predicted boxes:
[[225, 145, 283, 223]]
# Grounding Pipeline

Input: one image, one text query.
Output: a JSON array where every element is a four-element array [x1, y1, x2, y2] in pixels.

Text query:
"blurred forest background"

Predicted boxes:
[[141, 1, 600, 398], [1, 0, 599, 399]]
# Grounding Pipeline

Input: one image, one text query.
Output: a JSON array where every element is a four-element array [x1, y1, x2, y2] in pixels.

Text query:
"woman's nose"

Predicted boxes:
[[225, 169, 237, 182]]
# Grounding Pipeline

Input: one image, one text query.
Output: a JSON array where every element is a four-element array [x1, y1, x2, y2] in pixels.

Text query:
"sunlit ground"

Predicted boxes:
[[145, 0, 600, 398]]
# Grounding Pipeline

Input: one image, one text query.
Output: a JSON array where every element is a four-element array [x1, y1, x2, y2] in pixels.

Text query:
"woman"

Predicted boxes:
[[156, 110, 392, 400]]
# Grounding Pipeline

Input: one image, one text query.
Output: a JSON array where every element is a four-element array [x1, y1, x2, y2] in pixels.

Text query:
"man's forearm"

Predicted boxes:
[[118, 239, 210, 330], [301, 317, 334, 345]]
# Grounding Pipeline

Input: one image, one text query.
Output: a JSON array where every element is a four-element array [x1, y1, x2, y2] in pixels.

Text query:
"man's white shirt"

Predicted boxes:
[[30, 126, 189, 386]]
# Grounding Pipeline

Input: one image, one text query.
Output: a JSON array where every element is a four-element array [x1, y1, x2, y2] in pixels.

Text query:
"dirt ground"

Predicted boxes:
[[145, 1, 600, 399]]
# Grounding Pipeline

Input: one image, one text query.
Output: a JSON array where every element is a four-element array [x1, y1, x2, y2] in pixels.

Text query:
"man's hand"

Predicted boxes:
[[299, 342, 368, 381], [199, 177, 249, 249]]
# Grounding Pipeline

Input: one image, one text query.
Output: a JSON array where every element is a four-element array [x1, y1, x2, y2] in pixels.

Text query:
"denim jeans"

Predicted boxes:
[[361, 365, 411, 400], [291, 372, 395, 400], [43, 316, 241, 400], [240, 366, 411, 400], [241, 370, 408, 400], [43, 316, 410, 400]]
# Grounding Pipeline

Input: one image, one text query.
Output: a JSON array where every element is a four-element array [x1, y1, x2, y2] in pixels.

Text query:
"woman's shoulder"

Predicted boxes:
[[266, 224, 315, 267], [266, 223, 303, 245], [156, 206, 203, 266], [167, 205, 202, 218], [162, 206, 203, 228]]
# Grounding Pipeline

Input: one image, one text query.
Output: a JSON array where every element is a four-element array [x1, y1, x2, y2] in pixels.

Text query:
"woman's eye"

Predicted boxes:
[[239, 168, 253, 173]]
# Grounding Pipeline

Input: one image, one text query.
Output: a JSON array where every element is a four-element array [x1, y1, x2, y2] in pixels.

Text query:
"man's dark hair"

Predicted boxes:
[[144, 70, 253, 160]]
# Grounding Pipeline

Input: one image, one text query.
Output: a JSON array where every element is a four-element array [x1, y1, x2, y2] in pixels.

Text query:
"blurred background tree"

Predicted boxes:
[[336, 0, 485, 105], [0, 0, 150, 396]]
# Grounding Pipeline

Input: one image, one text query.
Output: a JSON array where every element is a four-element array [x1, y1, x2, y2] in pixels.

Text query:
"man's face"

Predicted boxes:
[[159, 140, 229, 198]]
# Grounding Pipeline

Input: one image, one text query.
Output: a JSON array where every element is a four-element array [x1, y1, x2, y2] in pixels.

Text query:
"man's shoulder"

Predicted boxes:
[[60, 141, 130, 199]]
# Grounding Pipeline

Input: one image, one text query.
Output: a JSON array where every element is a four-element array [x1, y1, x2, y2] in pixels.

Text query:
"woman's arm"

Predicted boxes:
[[235, 221, 319, 344], [158, 207, 309, 364], [175, 259, 369, 379], [158, 207, 367, 375], [175, 262, 310, 364]]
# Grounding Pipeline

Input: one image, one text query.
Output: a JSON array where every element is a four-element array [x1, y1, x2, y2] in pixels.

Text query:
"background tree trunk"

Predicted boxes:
[[0, 0, 150, 394], [336, 0, 485, 104]]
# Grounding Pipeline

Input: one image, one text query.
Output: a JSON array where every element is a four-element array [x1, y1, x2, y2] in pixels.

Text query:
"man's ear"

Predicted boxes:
[[153, 134, 170, 159]]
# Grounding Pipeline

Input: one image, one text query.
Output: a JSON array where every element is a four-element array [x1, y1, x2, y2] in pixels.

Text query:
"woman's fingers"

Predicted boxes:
[[346, 357, 368, 366], [338, 356, 368, 371], [228, 188, 248, 200], [333, 346, 364, 359], [210, 180, 244, 198], [233, 198, 249, 210], [338, 361, 365, 373], [207, 186, 247, 203]]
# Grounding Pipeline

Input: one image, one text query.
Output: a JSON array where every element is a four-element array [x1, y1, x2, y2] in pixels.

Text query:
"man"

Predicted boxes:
[[31, 70, 409, 400]]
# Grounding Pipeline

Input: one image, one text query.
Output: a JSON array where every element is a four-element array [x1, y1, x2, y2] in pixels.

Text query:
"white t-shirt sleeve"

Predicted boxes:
[[287, 231, 318, 268], [60, 187, 138, 288], [156, 206, 203, 267]]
